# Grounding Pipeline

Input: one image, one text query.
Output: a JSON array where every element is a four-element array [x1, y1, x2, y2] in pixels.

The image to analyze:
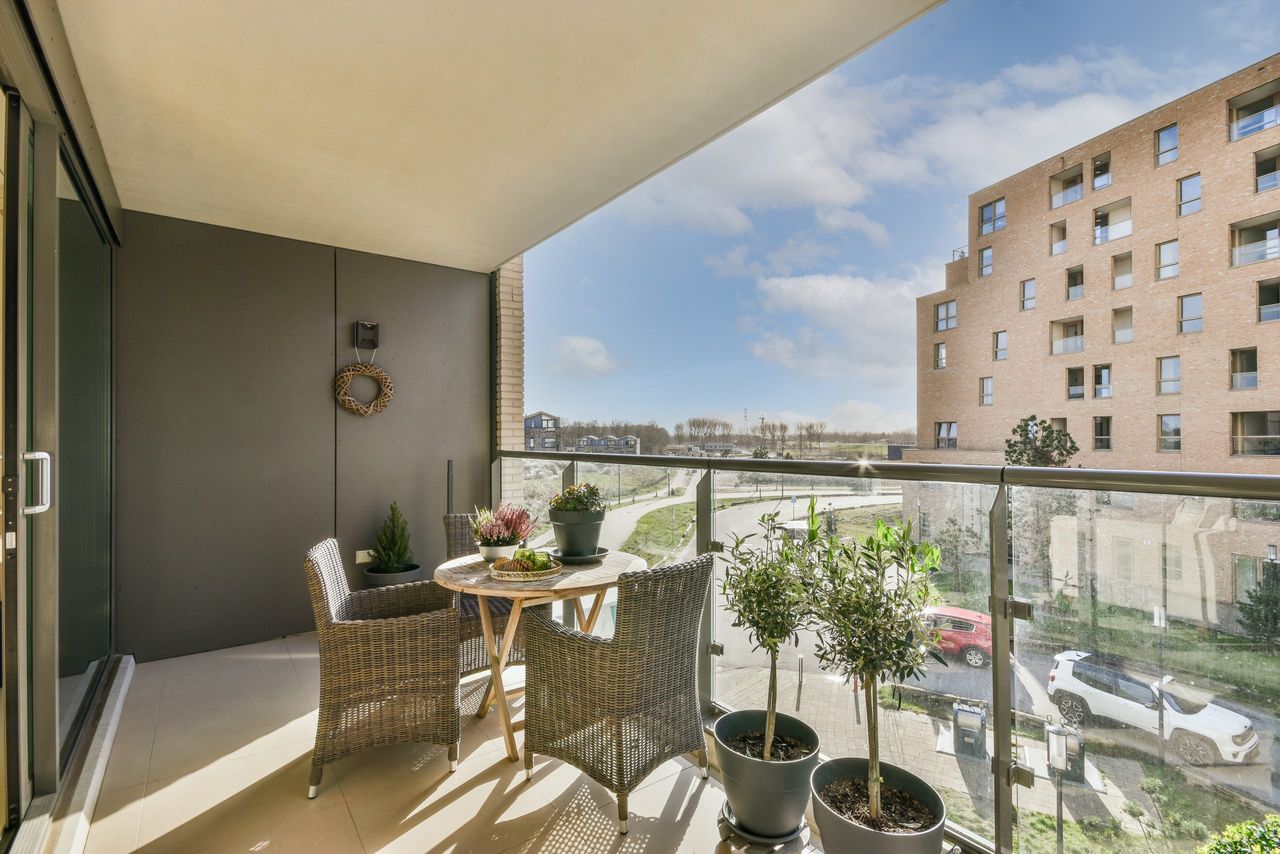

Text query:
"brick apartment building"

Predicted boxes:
[[908, 54, 1280, 473]]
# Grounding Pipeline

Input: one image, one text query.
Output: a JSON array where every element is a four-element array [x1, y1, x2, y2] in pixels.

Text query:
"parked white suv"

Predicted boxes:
[[1047, 650, 1259, 766]]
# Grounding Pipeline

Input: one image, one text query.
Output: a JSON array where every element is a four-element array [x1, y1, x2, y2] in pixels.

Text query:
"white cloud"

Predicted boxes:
[[827, 399, 915, 433], [815, 209, 890, 246], [1203, 1, 1278, 57], [706, 236, 840, 278], [551, 336, 617, 377]]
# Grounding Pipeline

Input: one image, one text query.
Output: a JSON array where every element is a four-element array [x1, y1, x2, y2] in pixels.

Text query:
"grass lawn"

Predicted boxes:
[[827, 504, 902, 541], [579, 465, 674, 506], [620, 501, 696, 568]]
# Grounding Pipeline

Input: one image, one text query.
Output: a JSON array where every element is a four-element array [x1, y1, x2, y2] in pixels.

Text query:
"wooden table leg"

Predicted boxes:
[[478, 596, 525, 762], [582, 591, 607, 633], [572, 597, 588, 628]]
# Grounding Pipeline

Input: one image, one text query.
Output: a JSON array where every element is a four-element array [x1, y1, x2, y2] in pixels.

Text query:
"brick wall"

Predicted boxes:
[[493, 255, 525, 504]]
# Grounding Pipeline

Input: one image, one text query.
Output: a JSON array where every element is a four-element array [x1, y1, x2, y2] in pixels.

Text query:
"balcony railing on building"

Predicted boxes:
[[1232, 434, 1280, 454], [1052, 335, 1084, 355], [1232, 371, 1259, 390], [1258, 169, 1280, 194], [1093, 218, 1132, 245], [1051, 239, 1067, 256], [1051, 183, 1083, 209], [1233, 237, 1280, 266], [1231, 105, 1278, 141]]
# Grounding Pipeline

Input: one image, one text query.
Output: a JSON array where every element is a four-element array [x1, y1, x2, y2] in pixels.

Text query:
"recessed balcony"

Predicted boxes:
[[1093, 198, 1133, 245], [1231, 213, 1280, 266], [1229, 80, 1280, 141], [1050, 164, 1084, 209]]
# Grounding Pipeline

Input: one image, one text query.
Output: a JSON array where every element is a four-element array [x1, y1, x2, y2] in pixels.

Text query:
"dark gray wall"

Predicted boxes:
[[115, 212, 491, 661]]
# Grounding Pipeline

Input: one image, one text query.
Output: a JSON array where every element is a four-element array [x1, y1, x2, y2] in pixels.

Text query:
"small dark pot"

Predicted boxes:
[[810, 757, 945, 854], [548, 508, 605, 557], [714, 709, 821, 841], [362, 563, 424, 588]]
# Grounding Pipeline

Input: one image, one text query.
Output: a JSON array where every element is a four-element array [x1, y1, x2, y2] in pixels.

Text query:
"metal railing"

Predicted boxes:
[[1093, 218, 1132, 244], [1231, 106, 1278, 141]]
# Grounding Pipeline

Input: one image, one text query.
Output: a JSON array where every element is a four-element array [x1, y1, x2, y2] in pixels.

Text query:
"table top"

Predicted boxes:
[[433, 550, 647, 599]]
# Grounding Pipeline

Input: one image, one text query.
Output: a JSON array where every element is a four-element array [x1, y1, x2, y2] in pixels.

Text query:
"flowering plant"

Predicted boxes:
[[471, 505, 535, 547], [548, 482, 607, 513]]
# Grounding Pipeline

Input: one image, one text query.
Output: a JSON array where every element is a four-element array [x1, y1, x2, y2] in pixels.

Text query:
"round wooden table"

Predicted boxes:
[[434, 550, 647, 761]]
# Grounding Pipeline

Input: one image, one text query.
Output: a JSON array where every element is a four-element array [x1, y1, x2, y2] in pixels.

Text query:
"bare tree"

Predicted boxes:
[[778, 422, 789, 453], [813, 421, 827, 456]]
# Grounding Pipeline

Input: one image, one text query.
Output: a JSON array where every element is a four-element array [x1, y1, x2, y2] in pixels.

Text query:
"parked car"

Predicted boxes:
[[1047, 650, 1259, 766], [924, 606, 993, 668]]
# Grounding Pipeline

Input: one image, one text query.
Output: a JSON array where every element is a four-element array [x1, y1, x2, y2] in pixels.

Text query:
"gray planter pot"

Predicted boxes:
[[714, 710, 820, 841], [810, 757, 946, 854], [548, 508, 605, 557], [362, 563, 424, 588]]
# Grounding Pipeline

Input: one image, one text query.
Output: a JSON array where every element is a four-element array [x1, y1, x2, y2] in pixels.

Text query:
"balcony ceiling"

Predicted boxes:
[[57, 1, 939, 273]]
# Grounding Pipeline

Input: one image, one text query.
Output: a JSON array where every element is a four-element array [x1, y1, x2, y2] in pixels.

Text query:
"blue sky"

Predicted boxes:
[[525, 0, 1275, 434]]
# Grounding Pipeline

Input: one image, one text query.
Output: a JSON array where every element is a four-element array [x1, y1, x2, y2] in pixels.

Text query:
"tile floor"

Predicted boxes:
[[85, 632, 778, 854]]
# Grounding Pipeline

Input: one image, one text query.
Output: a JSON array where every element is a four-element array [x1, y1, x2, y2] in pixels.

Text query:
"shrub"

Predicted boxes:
[[549, 483, 607, 513], [371, 502, 413, 572], [1199, 815, 1280, 853]]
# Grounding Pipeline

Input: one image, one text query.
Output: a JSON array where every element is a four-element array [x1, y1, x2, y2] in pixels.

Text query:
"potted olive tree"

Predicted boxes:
[[548, 483, 606, 558], [808, 520, 946, 854], [713, 500, 823, 842], [363, 502, 424, 587]]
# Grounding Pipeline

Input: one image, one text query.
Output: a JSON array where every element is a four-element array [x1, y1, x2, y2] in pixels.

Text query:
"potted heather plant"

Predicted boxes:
[[808, 520, 946, 854], [363, 502, 424, 587], [471, 505, 535, 561], [547, 483, 607, 558], [713, 499, 824, 843]]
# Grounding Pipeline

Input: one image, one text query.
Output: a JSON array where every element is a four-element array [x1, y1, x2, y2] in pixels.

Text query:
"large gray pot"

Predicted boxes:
[[548, 508, 605, 557], [810, 757, 945, 854], [362, 564, 424, 588], [714, 710, 821, 840]]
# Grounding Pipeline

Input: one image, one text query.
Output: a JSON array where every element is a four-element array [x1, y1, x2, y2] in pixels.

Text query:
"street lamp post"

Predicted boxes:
[[1047, 724, 1070, 854]]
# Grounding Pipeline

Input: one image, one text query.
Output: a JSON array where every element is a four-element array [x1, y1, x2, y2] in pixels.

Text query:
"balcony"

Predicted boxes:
[[1233, 435, 1280, 454], [1232, 371, 1259, 390], [1261, 171, 1280, 193], [1233, 237, 1280, 266], [1051, 239, 1068, 256], [1052, 336, 1084, 355], [1232, 105, 1278, 141], [1093, 218, 1132, 245], [1051, 184, 1084, 209]]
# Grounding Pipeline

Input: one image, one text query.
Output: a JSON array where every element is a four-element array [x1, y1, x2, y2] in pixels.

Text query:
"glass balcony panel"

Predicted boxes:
[[1011, 486, 1278, 850], [1067, 386, 1084, 399], [1233, 238, 1280, 266], [1261, 302, 1280, 322], [1093, 172, 1112, 190], [1233, 435, 1280, 455], [1232, 371, 1259, 390], [712, 472, 1000, 843], [1051, 184, 1084, 209], [1094, 219, 1132, 245], [1232, 106, 1279, 141], [1067, 285, 1083, 300], [1095, 385, 1112, 399], [1258, 171, 1280, 193], [1113, 273, 1133, 290], [1051, 240, 1068, 256], [1052, 335, 1085, 355]]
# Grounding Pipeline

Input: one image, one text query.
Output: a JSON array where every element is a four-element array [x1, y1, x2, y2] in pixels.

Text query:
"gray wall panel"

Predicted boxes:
[[334, 250, 490, 586], [114, 213, 492, 661]]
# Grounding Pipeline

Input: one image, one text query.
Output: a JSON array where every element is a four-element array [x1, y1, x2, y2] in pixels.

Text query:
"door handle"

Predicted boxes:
[[22, 451, 51, 515]]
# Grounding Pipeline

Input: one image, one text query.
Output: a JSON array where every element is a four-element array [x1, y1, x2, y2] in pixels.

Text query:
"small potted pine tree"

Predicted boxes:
[[713, 500, 823, 842], [808, 520, 946, 854], [363, 502, 424, 587]]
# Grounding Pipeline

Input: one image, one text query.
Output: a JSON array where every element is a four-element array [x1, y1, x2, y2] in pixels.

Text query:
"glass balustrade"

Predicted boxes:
[[1257, 171, 1280, 194], [1232, 106, 1278, 141], [1233, 238, 1280, 266], [1052, 184, 1084, 209], [1094, 218, 1132, 245], [1052, 335, 1085, 355]]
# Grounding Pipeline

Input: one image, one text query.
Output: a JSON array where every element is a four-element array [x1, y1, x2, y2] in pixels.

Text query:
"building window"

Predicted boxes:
[[1051, 417, 1067, 432], [1234, 555, 1261, 603], [1066, 266, 1084, 301], [1094, 364, 1112, 398], [1231, 410, 1280, 455], [1021, 279, 1036, 311], [979, 377, 993, 406], [993, 330, 1008, 361], [1050, 164, 1084, 209], [1177, 174, 1202, 216], [935, 300, 957, 331], [1164, 543, 1183, 583], [1113, 536, 1135, 580], [1261, 278, 1280, 322], [1050, 221, 1067, 256], [1158, 414, 1182, 452], [1093, 198, 1133, 244], [1179, 293, 1204, 333], [1256, 144, 1280, 193], [1157, 239, 1179, 279], [1051, 318, 1084, 355], [1231, 348, 1259, 390], [1158, 355, 1181, 394], [980, 198, 1006, 234], [934, 342, 947, 369], [979, 246, 992, 277], [935, 421, 958, 450], [1067, 367, 1085, 400], [1094, 416, 1112, 450], [1112, 306, 1133, 344], [1092, 152, 1111, 189], [1231, 214, 1280, 266], [1112, 251, 1133, 290], [1155, 123, 1178, 166]]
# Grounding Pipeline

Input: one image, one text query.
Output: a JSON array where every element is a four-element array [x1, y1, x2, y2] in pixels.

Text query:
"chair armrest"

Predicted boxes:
[[329, 606, 460, 677], [348, 579, 455, 620], [524, 607, 615, 684]]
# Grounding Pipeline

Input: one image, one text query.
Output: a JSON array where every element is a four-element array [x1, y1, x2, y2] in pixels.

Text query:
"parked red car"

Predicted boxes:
[[924, 606, 993, 668]]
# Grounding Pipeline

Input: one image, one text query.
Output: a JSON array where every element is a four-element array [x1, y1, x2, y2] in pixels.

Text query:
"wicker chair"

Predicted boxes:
[[304, 539, 460, 798], [443, 514, 531, 679], [523, 554, 714, 834]]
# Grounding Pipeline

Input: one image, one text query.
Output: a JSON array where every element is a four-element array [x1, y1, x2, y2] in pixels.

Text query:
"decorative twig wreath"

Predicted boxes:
[[335, 362, 394, 417]]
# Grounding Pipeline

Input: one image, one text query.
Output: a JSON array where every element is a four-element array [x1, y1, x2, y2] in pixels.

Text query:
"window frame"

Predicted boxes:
[[980, 198, 1006, 235], [1066, 366, 1085, 401], [979, 376, 993, 406], [1093, 364, 1112, 399], [1178, 292, 1204, 334], [1177, 173, 1202, 216], [935, 421, 958, 450], [1158, 355, 1182, 395], [993, 330, 1008, 361], [1259, 279, 1280, 323], [1155, 123, 1179, 166], [1157, 239, 1180, 279], [934, 341, 947, 369], [1158, 413, 1182, 452], [1020, 278, 1036, 311], [935, 299, 958, 331], [1093, 415, 1112, 451], [979, 246, 993, 277]]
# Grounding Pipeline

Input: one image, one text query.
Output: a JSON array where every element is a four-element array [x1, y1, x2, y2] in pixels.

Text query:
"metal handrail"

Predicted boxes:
[[496, 449, 1280, 500]]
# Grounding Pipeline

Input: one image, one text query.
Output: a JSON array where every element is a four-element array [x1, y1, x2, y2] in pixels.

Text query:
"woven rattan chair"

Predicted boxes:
[[304, 538, 461, 798], [523, 554, 714, 834], [443, 513, 530, 680]]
